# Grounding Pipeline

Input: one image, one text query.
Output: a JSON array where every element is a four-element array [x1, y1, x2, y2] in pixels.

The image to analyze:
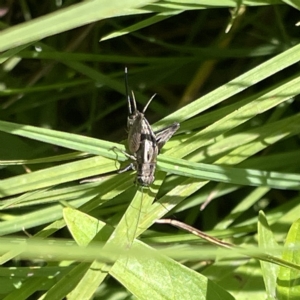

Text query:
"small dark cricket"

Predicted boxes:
[[116, 68, 179, 186]]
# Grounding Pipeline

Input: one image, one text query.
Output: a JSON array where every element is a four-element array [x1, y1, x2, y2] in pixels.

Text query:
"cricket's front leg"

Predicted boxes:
[[117, 163, 135, 174], [111, 146, 137, 174], [112, 146, 136, 161]]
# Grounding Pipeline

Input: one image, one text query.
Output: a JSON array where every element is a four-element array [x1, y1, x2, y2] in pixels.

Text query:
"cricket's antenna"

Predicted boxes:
[[143, 93, 156, 114], [125, 67, 133, 115], [131, 90, 137, 112]]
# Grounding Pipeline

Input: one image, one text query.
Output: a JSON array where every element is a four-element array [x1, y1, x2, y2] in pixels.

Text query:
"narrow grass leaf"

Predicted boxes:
[[101, 11, 180, 41], [0, 0, 158, 53], [159, 156, 300, 190], [156, 43, 300, 127], [0, 156, 115, 197]]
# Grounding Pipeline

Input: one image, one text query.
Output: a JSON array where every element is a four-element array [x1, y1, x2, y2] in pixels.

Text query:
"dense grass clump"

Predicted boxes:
[[0, 1, 300, 299]]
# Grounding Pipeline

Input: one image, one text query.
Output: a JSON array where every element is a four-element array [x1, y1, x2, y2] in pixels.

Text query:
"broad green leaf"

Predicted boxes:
[[67, 182, 161, 299], [63, 207, 235, 300], [277, 219, 300, 299], [111, 241, 235, 300], [63, 207, 107, 246], [217, 259, 266, 299], [258, 211, 280, 300]]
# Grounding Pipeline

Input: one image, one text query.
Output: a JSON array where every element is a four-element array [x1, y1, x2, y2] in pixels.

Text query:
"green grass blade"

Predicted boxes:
[[0, 0, 157, 53], [155, 43, 300, 128]]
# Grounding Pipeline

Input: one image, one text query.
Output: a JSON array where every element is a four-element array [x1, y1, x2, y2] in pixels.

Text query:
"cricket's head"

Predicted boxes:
[[127, 92, 157, 130], [126, 87, 140, 131], [135, 174, 155, 187]]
